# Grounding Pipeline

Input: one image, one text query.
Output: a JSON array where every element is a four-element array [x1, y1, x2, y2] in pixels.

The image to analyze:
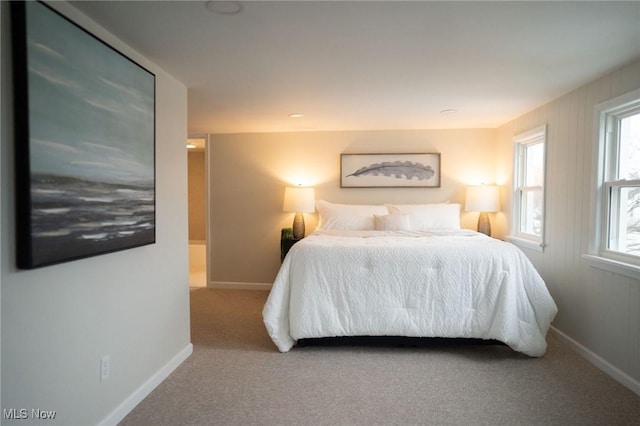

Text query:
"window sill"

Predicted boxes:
[[505, 235, 544, 252], [582, 254, 640, 280]]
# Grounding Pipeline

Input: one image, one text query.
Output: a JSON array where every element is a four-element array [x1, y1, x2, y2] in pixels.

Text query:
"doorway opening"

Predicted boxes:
[[187, 135, 208, 288]]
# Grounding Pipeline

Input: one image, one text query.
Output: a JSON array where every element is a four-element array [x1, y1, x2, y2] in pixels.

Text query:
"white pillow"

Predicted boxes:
[[387, 203, 461, 230], [374, 214, 411, 231], [316, 200, 389, 230]]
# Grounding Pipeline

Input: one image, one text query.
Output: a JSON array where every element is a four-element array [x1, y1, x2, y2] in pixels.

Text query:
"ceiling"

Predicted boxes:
[[71, 1, 640, 135]]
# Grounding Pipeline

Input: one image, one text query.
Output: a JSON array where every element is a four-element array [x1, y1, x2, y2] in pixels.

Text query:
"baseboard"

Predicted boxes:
[[550, 326, 640, 396], [209, 281, 272, 290], [98, 343, 193, 426]]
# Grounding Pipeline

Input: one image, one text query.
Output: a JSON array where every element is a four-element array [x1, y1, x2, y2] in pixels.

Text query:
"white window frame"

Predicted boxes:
[[584, 89, 640, 280], [507, 125, 547, 252]]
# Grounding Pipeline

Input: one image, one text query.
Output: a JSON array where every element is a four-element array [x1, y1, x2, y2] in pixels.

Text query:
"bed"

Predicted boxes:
[[263, 201, 557, 357]]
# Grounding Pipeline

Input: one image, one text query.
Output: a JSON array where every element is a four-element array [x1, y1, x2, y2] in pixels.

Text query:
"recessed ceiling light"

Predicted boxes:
[[186, 144, 196, 149], [440, 109, 458, 115], [288, 113, 304, 118], [205, 1, 243, 15]]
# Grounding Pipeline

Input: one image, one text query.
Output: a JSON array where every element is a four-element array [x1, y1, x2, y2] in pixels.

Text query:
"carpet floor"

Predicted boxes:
[[120, 288, 640, 425]]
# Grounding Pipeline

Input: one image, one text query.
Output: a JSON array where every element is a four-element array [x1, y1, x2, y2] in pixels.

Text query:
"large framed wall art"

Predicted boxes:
[[11, 1, 156, 269], [341, 153, 441, 188]]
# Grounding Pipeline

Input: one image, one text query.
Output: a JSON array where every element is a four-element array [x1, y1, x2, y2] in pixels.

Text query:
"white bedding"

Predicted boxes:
[[263, 230, 557, 357]]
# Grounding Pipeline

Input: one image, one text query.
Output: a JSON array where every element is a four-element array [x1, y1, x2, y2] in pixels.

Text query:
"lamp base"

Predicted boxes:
[[292, 212, 305, 239], [477, 212, 491, 236]]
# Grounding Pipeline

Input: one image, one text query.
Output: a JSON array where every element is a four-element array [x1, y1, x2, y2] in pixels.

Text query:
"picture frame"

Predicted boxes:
[[341, 153, 441, 188], [11, 1, 156, 269]]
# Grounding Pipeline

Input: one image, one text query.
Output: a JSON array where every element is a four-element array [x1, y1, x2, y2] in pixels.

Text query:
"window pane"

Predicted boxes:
[[618, 113, 640, 181], [608, 186, 640, 256], [524, 143, 544, 186], [520, 189, 543, 236]]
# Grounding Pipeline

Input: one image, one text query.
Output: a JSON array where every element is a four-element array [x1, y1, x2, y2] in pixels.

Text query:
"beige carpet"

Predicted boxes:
[[120, 288, 640, 425]]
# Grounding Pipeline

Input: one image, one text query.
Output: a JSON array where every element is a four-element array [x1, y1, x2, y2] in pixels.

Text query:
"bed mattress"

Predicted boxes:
[[263, 230, 557, 356]]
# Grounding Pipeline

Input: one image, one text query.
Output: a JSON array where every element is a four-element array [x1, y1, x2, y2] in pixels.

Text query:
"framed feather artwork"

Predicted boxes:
[[341, 153, 441, 188]]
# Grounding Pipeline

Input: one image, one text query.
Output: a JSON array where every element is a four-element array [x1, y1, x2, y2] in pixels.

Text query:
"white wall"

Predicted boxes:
[[497, 60, 640, 394], [188, 151, 206, 242], [209, 128, 502, 286], [1, 2, 191, 424]]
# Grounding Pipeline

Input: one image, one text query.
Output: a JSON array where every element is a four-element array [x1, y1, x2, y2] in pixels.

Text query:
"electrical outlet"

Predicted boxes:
[[100, 355, 110, 381]]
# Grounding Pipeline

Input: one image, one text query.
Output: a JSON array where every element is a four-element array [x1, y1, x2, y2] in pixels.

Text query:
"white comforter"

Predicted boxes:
[[263, 230, 557, 357]]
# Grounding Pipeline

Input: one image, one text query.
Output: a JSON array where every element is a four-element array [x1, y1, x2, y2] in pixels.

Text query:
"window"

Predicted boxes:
[[585, 89, 640, 278], [598, 93, 640, 263], [509, 125, 546, 251]]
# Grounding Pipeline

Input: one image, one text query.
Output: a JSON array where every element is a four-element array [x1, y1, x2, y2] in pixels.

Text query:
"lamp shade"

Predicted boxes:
[[283, 187, 315, 213], [465, 185, 500, 212]]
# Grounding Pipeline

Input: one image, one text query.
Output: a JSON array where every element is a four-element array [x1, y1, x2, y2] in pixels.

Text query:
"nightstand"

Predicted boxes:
[[280, 237, 302, 262]]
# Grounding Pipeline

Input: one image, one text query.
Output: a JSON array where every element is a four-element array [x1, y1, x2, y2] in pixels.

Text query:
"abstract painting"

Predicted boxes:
[[341, 153, 441, 188], [11, 1, 156, 269]]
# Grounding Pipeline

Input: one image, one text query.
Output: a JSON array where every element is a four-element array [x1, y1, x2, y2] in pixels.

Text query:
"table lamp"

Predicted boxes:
[[465, 185, 500, 236], [283, 186, 315, 239]]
